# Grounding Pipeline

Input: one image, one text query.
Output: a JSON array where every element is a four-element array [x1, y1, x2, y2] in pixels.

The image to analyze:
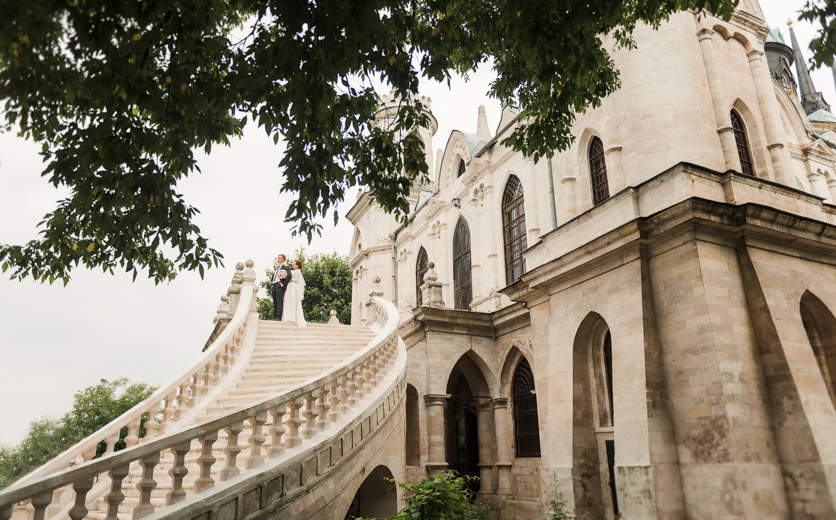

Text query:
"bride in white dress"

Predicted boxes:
[[281, 260, 307, 327]]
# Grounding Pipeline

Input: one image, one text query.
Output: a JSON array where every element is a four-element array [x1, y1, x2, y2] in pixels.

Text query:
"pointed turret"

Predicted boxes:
[[788, 19, 831, 114], [475, 105, 492, 147]]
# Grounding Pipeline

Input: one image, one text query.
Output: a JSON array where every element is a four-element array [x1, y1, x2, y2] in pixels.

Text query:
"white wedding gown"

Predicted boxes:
[[281, 269, 307, 327]]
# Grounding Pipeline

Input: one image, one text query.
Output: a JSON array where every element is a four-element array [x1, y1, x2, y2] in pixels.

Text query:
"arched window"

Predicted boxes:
[[452, 217, 472, 310], [731, 109, 754, 176], [512, 358, 541, 457], [416, 247, 428, 307], [457, 158, 466, 177], [589, 136, 609, 205], [502, 176, 527, 284]]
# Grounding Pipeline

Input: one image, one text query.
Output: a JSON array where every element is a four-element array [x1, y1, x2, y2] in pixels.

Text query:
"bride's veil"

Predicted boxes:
[[297, 269, 306, 299]]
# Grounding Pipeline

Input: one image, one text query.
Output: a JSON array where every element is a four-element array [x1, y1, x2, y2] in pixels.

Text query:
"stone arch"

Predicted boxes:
[[444, 351, 495, 491], [731, 98, 770, 179], [499, 342, 529, 398], [571, 312, 618, 519], [343, 465, 398, 519], [499, 347, 542, 458], [800, 290, 836, 410], [439, 130, 475, 189]]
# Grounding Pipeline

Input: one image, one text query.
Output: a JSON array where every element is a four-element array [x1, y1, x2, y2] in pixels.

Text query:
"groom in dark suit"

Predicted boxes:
[[271, 254, 292, 320]]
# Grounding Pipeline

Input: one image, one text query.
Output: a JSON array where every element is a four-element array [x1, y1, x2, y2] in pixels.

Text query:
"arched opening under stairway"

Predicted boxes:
[[800, 291, 836, 409], [572, 312, 618, 519], [444, 353, 492, 493], [344, 465, 397, 519], [406, 384, 421, 466]]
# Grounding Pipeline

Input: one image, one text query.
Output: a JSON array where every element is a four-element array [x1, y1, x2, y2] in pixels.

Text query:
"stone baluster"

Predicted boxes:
[[104, 431, 120, 455], [160, 393, 177, 432], [327, 380, 340, 422], [104, 463, 130, 520], [247, 412, 268, 469], [197, 363, 211, 398], [220, 345, 231, 377], [172, 383, 190, 421], [346, 368, 358, 408], [81, 445, 97, 463], [209, 354, 221, 387], [195, 431, 218, 492], [166, 441, 191, 505], [124, 417, 141, 448], [30, 491, 52, 520], [337, 375, 349, 416], [362, 360, 374, 395], [267, 405, 287, 458], [355, 364, 366, 401], [69, 478, 95, 520], [133, 452, 160, 519], [142, 404, 160, 442], [315, 386, 329, 431], [221, 421, 244, 481], [286, 398, 304, 448], [302, 392, 318, 439]]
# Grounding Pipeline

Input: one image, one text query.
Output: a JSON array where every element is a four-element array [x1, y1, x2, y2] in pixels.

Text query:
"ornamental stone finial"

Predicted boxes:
[[214, 294, 230, 323], [242, 259, 256, 284], [420, 260, 444, 308], [328, 310, 340, 325], [368, 275, 384, 301]]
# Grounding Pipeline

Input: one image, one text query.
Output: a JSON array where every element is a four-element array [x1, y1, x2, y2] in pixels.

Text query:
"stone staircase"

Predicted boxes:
[[0, 261, 407, 520]]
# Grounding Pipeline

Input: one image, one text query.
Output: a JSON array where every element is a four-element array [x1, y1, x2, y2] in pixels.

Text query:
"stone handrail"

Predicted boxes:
[[0, 295, 401, 520], [7, 261, 259, 493]]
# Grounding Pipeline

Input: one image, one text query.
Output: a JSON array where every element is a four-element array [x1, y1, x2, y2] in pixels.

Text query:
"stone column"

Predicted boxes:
[[561, 176, 578, 219], [475, 399, 495, 495], [827, 177, 836, 203], [748, 49, 794, 184], [525, 158, 542, 241], [697, 28, 741, 172], [492, 398, 513, 496], [424, 394, 450, 477]]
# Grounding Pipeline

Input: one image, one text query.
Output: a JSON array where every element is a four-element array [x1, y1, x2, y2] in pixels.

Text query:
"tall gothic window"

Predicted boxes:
[[502, 176, 527, 285], [453, 217, 472, 310], [513, 358, 541, 457], [589, 136, 609, 205], [731, 109, 754, 176], [416, 247, 428, 307], [457, 159, 466, 177]]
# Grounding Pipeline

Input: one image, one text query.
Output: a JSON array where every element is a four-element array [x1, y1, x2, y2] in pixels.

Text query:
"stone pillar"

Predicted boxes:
[[748, 49, 794, 184], [492, 398, 513, 496], [828, 177, 836, 203], [698, 28, 742, 172], [525, 158, 542, 241], [605, 145, 625, 193], [561, 176, 578, 219], [420, 262, 445, 308], [424, 394, 450, 477], [475, 399, 496, 495]]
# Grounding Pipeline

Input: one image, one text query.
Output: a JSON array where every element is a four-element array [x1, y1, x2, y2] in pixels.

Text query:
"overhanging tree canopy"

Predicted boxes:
[[5, 0, 818, 285]]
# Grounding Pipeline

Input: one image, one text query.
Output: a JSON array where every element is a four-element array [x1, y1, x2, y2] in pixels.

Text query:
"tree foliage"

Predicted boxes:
[[800, 0, 836, 68], [0, 378, 156, 489], [258, 248, 353, 323], [5, 0, 830, 284]]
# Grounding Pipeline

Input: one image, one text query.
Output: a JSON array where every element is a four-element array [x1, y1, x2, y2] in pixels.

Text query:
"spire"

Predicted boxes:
[[475, 105, 491, 145], [788, 19, 831, 114]]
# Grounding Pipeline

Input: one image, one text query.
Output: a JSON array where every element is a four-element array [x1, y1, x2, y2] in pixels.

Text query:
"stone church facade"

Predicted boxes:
[[347, 1, 836, 518]]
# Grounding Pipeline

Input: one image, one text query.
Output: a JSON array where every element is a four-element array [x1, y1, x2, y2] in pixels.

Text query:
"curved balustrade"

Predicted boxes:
[[0, 295, 402, 520], [5, 261, 260, 496]]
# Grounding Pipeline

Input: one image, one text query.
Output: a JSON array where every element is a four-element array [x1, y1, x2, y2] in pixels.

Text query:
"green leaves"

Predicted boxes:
[[3, 0, 827, 284]]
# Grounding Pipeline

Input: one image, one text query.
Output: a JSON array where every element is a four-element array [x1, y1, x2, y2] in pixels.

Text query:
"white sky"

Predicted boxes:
[[0, 0, 832, 446]]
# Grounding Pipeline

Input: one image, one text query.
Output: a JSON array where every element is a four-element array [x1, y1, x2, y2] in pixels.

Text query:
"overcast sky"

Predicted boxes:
[[0, 0, 832, 446]]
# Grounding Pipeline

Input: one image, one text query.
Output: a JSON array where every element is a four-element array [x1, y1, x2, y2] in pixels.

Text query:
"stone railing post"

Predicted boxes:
[[424, 394, 450, 477], [226, 262, 245, 316], [420, 262, 444, 308], [328, 310, 340, 324], [242, 259, 259, 312]]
